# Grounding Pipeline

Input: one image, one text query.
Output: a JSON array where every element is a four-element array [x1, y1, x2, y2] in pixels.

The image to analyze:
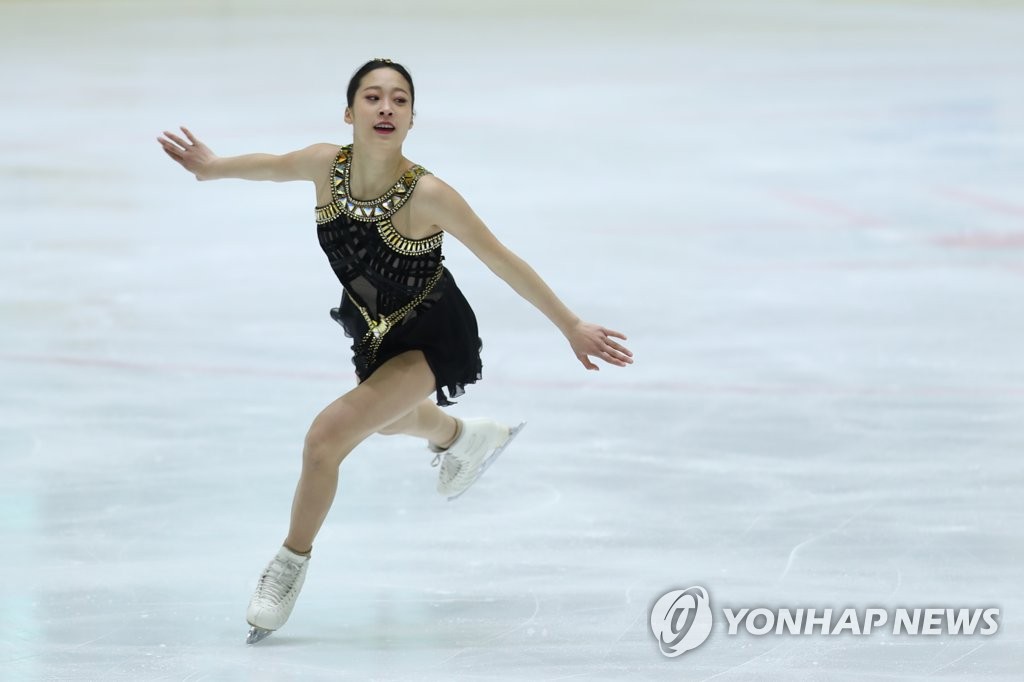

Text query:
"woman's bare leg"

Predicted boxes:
[[377, 399, 460, 448], [283, 351, 437, 553]]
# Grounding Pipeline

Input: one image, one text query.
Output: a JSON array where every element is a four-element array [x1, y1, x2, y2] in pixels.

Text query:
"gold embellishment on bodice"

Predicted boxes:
[[314, 145, 443, 255], [346, 265, 445, 366], [377, 219, 443, 255], [332, 144, 427, 221]]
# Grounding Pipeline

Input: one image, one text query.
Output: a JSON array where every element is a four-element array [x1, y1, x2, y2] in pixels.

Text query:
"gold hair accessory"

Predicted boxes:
[[373, 57, 394, 64]]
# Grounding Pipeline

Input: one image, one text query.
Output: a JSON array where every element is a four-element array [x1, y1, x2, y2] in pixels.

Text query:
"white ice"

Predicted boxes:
[[1, 0, 1023, 679]]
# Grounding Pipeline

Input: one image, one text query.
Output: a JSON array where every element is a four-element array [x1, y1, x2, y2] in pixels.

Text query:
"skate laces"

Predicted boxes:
[[256, 558, 301, 605], [430, 420, 463, 471], [434, 452, 462, 486]]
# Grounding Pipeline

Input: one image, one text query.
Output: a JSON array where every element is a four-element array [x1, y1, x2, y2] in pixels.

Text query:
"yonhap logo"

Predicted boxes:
[[649, 586, 714, 657], [649, 583, 1000, 659]]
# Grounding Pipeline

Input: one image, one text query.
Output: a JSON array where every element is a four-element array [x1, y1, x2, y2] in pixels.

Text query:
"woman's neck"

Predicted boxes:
[[349, 142, 407, 200]]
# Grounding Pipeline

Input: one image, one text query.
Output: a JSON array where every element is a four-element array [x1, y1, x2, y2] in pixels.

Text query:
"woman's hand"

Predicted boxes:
[[568, 322, 633, 371], [157, 126, 218, 180]]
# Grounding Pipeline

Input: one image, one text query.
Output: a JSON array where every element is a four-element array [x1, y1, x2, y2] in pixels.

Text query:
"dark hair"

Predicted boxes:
[[346, 59, 415, 111]]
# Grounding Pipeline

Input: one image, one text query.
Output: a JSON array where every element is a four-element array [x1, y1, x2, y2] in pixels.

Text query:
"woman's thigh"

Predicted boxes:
[[306, 351, 437, 456]]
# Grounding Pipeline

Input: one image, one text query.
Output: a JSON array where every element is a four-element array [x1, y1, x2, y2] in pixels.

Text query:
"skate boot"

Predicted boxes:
[[245, 546, 310, 644], [430, 418, 526, 501]]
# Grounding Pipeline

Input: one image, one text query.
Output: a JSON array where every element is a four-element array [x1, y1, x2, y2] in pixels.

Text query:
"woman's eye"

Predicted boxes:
[[395, 98, 407, 105], [366, 95, 379, 101]]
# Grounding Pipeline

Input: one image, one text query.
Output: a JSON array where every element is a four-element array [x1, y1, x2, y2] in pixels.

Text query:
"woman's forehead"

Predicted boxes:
[[360, 69, 410, 91]]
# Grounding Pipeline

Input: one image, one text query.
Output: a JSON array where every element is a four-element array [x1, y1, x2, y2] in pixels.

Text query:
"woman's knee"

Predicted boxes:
[[303, 406, 364, 468]]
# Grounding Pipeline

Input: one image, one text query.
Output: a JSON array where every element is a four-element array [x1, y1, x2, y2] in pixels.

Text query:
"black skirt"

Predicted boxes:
[[330, 269, 483, 406]]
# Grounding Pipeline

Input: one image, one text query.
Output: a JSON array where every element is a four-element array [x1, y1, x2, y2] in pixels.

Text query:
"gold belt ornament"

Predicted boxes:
[[345, 267, 445, 365]]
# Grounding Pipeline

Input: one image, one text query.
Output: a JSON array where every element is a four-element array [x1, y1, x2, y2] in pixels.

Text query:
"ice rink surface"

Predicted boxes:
[[2, 0, 1023, 679]]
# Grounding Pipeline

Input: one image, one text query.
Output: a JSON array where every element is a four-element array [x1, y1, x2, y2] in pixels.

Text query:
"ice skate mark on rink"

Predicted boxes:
[[609, 582, 646, 644], [514, 480, 561, 515], [433, 591, 542, 667], [736, 509, 772, 541], [889, 567, 903, 601], [776, 503, 878, 585], [929, 642, 987, 675], [600, 597, 646, 665]]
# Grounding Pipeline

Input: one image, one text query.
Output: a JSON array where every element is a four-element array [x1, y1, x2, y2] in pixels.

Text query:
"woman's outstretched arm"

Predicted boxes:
[[157, 126, 334, 183], [418, 176, 634, 371]]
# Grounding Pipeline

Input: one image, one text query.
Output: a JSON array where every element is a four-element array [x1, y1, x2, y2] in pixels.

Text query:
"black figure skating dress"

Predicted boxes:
[[315, 145, 482, 406]]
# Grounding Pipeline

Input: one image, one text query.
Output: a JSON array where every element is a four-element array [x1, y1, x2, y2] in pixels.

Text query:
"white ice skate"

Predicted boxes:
[[431, 418, 526, 501], [245, 546, 310, 644]]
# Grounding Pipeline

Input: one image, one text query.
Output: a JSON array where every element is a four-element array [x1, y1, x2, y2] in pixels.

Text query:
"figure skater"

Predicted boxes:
[[157, 58, 633, 644]]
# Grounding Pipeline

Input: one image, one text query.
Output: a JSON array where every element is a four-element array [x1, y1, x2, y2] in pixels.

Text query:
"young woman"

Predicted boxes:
[[158, 58, 633, 644]]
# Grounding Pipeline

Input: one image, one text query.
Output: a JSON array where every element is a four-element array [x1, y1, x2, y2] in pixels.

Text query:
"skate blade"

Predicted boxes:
[[447, 422, 526, 502], [246, 626, 273, 645]]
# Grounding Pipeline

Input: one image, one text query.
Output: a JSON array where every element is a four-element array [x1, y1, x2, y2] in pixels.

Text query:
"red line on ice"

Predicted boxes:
[[4, 353, 1023, 398], [772, 191, 884, 227], [937, 187, 1024, 219]]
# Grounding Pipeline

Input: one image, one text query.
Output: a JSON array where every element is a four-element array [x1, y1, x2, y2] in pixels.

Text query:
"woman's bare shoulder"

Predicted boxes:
[[414, 173, 460, 205], [294, 143, 344, 184], [413, 173, 484, 234], [302, 142, 343, 161]]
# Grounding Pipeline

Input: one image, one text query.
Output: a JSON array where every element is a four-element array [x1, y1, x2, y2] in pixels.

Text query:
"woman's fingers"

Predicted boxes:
[[158, 139, 183, 159], [162, 130, 190, 150], [607, 348, 633, 363], [604, 338, 633, 357], [158, 127, 207, 180], [577, 343, 629, 369], [592, 331, 632, 364], [600, 351, 629, 366], [570, 322, 633, 370]]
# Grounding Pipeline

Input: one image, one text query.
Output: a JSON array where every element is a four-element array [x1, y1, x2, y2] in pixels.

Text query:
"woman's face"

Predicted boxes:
[[345, 67, 414, 145]]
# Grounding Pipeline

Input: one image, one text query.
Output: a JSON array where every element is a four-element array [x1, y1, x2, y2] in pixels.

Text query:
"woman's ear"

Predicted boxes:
[[343, 107, 353, 125]]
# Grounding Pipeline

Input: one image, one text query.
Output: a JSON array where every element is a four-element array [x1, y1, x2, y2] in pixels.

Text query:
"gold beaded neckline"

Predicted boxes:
[[314, 145, 442, 255], [327, 144, 429, 223]]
